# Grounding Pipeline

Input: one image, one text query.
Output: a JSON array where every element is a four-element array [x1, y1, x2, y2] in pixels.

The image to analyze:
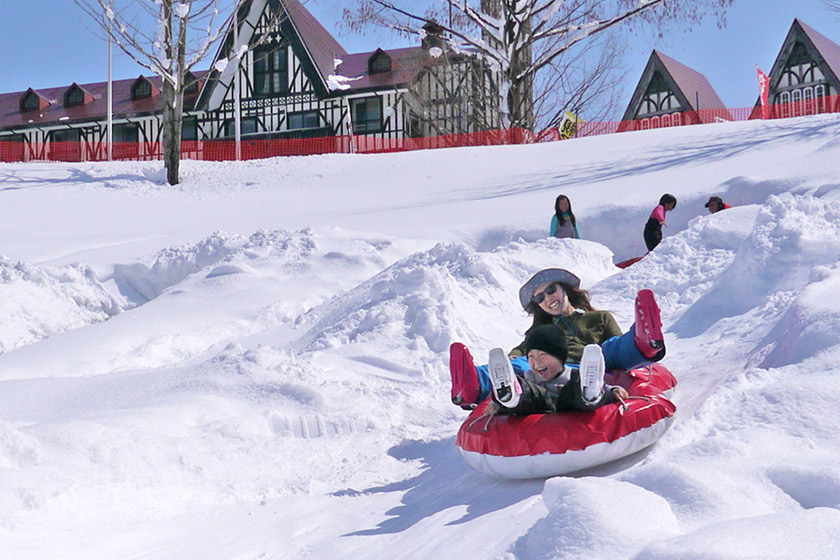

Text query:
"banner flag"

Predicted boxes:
[[756, 67, 769, 119]]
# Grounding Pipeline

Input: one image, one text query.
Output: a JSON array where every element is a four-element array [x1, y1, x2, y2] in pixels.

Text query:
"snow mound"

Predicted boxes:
[[296, 237, 618, 356], [634, 508, 840, 560], [0, 256, 124, 353], [672, 194, 840, 340], [111, 231, 245, 303], [511, 477, 681, 559]]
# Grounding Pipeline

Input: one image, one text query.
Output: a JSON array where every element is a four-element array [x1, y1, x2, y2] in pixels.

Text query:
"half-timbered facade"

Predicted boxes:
[[620, 50, 730, 132], [0, 0, 499, 161], [750, 19, 840, 119], [0, 73, 205, 161]]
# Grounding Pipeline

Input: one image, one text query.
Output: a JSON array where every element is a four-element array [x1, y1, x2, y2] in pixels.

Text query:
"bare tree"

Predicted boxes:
[[73, 0, 235, 184], [345, 0, 734, 131], [533, 29, 626, 128]]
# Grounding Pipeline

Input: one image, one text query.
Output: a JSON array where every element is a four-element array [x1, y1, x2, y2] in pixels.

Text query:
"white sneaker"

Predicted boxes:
[[580, 344, 605, 403], [488, 348, 521, 408]]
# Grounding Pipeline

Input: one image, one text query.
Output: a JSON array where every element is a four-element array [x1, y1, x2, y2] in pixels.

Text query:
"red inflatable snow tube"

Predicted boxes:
[[456, 363, 677, 479]]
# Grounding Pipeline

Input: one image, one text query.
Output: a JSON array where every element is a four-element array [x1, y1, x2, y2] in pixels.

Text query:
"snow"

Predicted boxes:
[[2, 113, 840, 559], [175, 3, 190, 20]]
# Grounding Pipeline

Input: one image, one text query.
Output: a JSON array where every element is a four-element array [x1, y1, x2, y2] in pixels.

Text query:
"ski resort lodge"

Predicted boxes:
[[0, 0, 498, 161], [2, 4, 840, 162]]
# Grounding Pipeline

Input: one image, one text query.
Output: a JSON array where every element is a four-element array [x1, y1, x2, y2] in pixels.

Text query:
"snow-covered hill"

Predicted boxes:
[[2, 115, 840, 559]]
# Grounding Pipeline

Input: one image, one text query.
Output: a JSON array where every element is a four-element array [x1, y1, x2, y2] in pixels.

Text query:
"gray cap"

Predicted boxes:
[[518, 268, 581, 310]]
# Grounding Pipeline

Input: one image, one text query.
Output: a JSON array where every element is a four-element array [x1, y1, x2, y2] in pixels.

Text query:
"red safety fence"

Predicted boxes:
[[2, 95, 839, 164]]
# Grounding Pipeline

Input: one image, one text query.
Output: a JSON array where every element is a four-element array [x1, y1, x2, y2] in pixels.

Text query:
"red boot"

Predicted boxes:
[[634, 289, 665, 360], [450, 342, 480, 410]]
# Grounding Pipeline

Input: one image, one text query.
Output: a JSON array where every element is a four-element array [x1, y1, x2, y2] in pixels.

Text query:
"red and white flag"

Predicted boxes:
[[756, 67, 769, 119]]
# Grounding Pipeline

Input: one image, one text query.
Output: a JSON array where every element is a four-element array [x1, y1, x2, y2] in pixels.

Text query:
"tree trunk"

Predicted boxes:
[[160, 0, 184, 186], [481, 0, 534, 131], [161, 80, 183, 186]]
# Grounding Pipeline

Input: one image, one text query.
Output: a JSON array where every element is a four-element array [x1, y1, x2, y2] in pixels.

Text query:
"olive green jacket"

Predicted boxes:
[[510, 310, 622, 363]]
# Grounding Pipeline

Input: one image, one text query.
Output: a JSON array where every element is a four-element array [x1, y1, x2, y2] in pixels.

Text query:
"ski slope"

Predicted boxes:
[[2, 114, 840, 559]]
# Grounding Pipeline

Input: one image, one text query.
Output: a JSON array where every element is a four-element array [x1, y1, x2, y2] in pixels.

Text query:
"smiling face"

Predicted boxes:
[[533, 281, 572, 316], [527, 349, 564, 382], [557, 197, 570, 213]]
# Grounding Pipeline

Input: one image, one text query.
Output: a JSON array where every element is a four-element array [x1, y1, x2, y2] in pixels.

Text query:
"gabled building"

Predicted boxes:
[[751, 19, 840, 119], [1, 73, 205, 161], [0, 0, 499, 161], [619, 50, 730, 132]]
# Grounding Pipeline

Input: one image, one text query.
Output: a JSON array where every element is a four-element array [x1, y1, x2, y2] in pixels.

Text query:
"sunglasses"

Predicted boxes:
[[531, 283, 562, 305]]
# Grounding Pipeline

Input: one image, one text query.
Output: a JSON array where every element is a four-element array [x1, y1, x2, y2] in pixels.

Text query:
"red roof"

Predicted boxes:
[[334, 47, 432, 91], [282, 0, 346, 84], [796, 19, 840, 85], [654, 50, 727, 111], [1, 73, 206, 132]]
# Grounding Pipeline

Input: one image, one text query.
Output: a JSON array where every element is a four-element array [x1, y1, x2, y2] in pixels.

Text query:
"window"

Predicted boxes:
[[287, 111, 320, 130], [21, 92, 40, 112], [65, 87, 85, 108], [113, 123, 139, 143], [224, 117, 257, 137], [637, 90, 679, 118], [254, 45, 288, 96], [639, 99, 655, 116], [111, 123, 139, 158], [182, 117, 198, 141], [184, 74, 199, 94], [52, 129, 81, 142], [778, 91, 791, 118], [792, 89, 802, 117], [803, 87, 814, 115], [815, 85, 826, 113], [350, 97, 383, 134], [132, 79, 152, 100], [369, 50, 391, 74]]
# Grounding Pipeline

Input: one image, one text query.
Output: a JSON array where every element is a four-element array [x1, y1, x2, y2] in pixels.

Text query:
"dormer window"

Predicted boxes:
[[368, 49, 391, 75], [64, 84, 91, 108], [66, 89, 83, 106], [184, 72, 200, 94], [133, 79, 152, 100], [130, 76, 160, 100], [20, 90, 43, 113]]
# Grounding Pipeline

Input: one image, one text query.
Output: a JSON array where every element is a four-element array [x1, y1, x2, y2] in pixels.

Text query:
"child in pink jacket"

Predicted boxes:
[[644, 194, 677, 251]]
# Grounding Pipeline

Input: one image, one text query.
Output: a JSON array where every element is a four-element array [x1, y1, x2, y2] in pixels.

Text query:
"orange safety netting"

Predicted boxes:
[[3, 95, 839, 164]]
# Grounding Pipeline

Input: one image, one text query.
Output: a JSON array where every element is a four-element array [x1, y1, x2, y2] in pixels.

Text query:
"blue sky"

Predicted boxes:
[[1, 0, 837, 111]]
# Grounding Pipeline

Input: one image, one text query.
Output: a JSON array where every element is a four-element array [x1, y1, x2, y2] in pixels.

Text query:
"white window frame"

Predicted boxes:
[[779, 91, 791, 118], [792, 89, 802, 117]]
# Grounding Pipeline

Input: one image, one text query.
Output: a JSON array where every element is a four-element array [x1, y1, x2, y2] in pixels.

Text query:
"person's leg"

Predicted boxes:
[[494, 374, 557, 415], [476, 355, 528, 403], [644, 221, 662, 251], [557, 368, 612, 411], [601, 328, 650, 371], [634, 289, 665, 359], [450, 343, 482, 409]]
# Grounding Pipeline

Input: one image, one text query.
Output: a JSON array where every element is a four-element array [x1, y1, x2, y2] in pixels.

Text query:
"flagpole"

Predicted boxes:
[[107, 0, 113, 161], [234, 0, 241, 161]]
